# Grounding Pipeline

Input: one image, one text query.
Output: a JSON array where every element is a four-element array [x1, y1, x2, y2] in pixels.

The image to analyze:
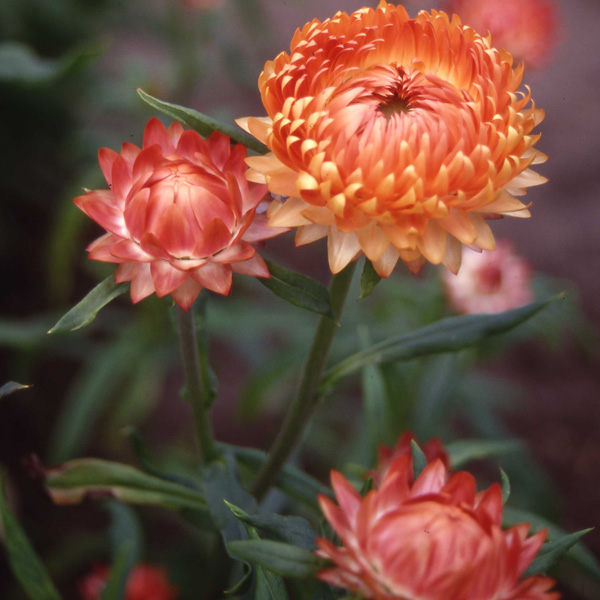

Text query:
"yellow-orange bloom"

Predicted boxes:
[[317, 457, 559, 600], [239, 1, 547, 277]]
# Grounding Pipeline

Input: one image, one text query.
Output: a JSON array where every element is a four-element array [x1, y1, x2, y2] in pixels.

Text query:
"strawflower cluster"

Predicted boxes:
[[317, 436, 559, 600], [241, 1, 547, 277]]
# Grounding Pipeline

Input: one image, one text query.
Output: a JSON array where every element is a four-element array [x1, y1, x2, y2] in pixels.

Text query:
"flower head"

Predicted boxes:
[[443, 239, 533, 314], [75, 118, 286, 310], [368, 431, 449, 486], [79, 564, 178, 600], [446, 0, 558, 68], [317, 457, 559, 600], [240, 1, 546, 277]]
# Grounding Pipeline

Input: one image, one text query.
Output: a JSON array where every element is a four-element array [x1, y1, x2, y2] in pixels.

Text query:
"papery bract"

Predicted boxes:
[[75, 118, 286, 310], [446, 0, 558, 68], [240, 1, 547, 277], [317, 457, 559, 600], [443, 239, 533, 314], [79, 564, 178, 600], [368, 431, 449, 485]]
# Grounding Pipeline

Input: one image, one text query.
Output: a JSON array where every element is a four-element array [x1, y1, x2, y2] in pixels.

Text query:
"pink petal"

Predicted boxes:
[[441, 472, 476, 506], [193, 219, 232, 257], [120, 142, 140, 167], [474, 484, 503, 526], [139, 232, 171, 260], [116, 262, 155, 303], [87, 233, 124, 263], [226, 172, 243, 219], [110, 155, 133, 202], [189, 184, 235, 230], [110, 239, 153, 262], [166, 120, 185, 148], [212, 241, 254, 264], [150, 261, 190, 297], [410, 460, 447, 497], [146, 185, 176, 234], [242, 213, 291, 242], [123, 188, 150, 242], [132, 145, 163, 182], [190, 262, 232, 295], [330, 471, 362, 523], [76, 191, 128, 238], [205, 130, 230, 169], [231, 254, 270, 278], [155, 204, 195, 257], [98, 148, 119, 187], [176, 129, 208, 162], [143, 118, 170, 152], [171, 277, 203, 311]]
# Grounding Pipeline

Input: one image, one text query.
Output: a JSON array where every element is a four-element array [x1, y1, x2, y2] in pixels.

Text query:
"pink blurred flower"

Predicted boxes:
[[446, 0, 558, 68], [317, 457, 559, 600], [79, 564, 178, 600], [443, 240, 533, 314], [368, 431, 449, 486], [75, 118, 287, 310]]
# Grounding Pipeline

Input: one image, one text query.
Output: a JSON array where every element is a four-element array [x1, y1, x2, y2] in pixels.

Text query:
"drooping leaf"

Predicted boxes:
[[48, 276, 129, 334], [100, 541, 135, 600], [500, 469, 511, 505], [411, 440, 427, 479], [0, 381, 31, 399], [226, 501, 317, 550], [227, 539, 327, 579], [359, 259, 382, 299], [107, 501, 143, 570], [45, 458, 206, 513], [258, 260, 334, 319], [136, 88, 268, 155], [0, 472, 62, 600], [504, 506, 600, 581], [446, 439, 523, 469], [321, 296, 557, 394], [526, 529, 593, 576]]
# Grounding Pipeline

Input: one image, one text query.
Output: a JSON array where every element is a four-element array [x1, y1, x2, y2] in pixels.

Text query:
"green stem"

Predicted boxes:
[[176, 301, 218, 464], [251, 262, 357, 500]]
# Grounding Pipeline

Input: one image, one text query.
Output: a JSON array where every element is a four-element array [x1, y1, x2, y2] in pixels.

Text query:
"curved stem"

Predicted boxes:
[[251, 262, 357, 500], [176, 301, 218, 464]]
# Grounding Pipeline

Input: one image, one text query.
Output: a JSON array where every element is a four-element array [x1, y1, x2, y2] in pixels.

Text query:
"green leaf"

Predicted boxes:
[[321, 296, 556, 394], [137, 88, 268, 155], [100, 541, 135, 600], [258, 260, 334, 319], [504, 507, 600, 581], [446, 439, 523, 469], [227, 540, 327, 578], [107, 501, 143, 569], [526, 529, 593, 576], [45, 459, 206, 513], [48, 276, 129, 333], [411, 440, 427, 479], [256, 566, 289, 600], [500, 469, 511, 505], [0, 472, 62, 600], [0, 381, 31, 399], [359, 477, 374, 497], [223, 444, 331, 511], [359, 259, 382, 299], [225, 501, 317, 550]]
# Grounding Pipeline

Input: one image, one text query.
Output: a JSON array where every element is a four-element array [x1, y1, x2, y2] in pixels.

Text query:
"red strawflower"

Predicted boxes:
[[79, 564, 178, 600], [317, 457, 559, 600], [75, 118, 287, 310]]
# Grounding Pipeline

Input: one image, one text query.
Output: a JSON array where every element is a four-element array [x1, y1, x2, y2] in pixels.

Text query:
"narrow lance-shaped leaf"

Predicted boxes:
[[500, 469, 511, 505], [100, 541, 135, 600], [227, 539, 328, 579], [0, 472, 62, 600], [48, 276, 129, 334], [446, 439, 523, 469], [259, 260, 334, 319], [45, 458, 206, 513], [411, 441, 427, 479], [137, 88, 269, 155], [525, 529, 593, 576], [321, 296, 558, 394], [359, 259, 382, 299], [0, 381, 31, 399], [503, 506, 600, 582]]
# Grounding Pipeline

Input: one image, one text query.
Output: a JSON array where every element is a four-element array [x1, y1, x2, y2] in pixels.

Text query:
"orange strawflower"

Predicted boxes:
[[443, 239, 533, 314], [368, 431, 449, 486], [317, 457, 559, 599], [79, 564, 178, 600], [446, 0, 558, 68], [75, 118, 286, 310], [239, 1, 546, 277]]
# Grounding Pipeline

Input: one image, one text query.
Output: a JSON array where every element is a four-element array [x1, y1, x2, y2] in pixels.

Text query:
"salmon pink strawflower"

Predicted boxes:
[[239, 1, 547, 277], [317, 456, 559, 599], [445, 0, 558, 68], [443, 239, 533, 314], [75, 118, 286, 310]]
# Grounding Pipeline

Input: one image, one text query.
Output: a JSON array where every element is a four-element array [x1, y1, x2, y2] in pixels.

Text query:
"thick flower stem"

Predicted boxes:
[[176, 302, 218, 465], [251, 262, 357, 500]]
